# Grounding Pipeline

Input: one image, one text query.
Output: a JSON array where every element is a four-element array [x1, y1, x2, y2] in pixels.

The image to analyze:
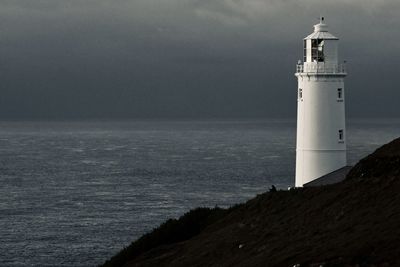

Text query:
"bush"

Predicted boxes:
[[100, 207, 228, 267]]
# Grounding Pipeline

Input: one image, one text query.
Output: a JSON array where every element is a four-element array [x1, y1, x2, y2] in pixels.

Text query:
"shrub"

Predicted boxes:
[[100, 207, 228, 267]]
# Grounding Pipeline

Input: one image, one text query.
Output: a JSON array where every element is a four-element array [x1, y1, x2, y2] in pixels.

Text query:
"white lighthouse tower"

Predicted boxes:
[[295, 18, 347, 187]]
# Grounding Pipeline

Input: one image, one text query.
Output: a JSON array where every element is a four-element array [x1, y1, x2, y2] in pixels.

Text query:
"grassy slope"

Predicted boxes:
[[102, 138, 400, 267], [101, 207, 231, 267]]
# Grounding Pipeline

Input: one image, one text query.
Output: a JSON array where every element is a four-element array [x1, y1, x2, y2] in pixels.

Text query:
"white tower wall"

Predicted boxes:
[[295, 19, 347, 187], [295, 77, 346, 187]]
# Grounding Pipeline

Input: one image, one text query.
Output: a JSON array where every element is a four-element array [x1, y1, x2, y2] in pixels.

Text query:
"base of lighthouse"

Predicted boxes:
[[296, 147, 347, 187]]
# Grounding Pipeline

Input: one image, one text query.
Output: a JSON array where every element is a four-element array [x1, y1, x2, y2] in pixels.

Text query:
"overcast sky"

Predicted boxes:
[[0, 0, 399, 119]]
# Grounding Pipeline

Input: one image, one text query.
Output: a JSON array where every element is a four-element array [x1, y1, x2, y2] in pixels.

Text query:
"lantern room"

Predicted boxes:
[[303, 17, 339, 66]]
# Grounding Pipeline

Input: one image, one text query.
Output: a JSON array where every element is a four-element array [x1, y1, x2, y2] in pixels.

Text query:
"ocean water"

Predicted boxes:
[[0, 119, 399, 266]]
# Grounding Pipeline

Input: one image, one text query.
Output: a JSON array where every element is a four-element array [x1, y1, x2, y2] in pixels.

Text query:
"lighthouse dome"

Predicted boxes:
[[304, 18, 338, 40], [314, 22, 328, 32]]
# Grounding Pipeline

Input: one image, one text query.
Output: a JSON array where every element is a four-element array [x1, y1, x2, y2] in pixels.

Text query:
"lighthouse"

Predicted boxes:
[[295, 18, 347, 187]]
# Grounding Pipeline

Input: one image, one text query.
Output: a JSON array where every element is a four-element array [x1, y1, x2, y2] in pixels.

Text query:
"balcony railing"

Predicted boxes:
[[296, 63, 346, 74]]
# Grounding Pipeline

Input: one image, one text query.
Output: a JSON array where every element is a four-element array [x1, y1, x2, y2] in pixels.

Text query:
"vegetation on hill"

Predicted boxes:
[[101, 137, 400, 267], [101, 207, 231, 267]]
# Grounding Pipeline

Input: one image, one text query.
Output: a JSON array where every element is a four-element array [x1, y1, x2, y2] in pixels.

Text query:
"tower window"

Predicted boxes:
[[337, 88, 343, 99], [303, 40, 307, 62], [298, 88, 303, 100], [339, 129, 344, 142]]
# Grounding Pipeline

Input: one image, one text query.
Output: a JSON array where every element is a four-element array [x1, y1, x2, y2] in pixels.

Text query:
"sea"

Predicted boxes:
[[1, 119, 399, 266]]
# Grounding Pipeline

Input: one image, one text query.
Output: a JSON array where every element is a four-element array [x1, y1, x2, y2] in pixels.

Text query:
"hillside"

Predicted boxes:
[[101, 138, 400, 267]]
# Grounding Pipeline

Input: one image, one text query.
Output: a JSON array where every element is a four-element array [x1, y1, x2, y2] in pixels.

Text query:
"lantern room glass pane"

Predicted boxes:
[[311, 39, 324, 62]]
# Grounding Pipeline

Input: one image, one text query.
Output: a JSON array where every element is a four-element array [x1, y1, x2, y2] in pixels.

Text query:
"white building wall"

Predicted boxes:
[[295, 76, 346, 187]]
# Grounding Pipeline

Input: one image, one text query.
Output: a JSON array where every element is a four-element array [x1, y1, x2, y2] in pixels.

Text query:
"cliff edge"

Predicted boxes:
[[101, 137, 400, 267]]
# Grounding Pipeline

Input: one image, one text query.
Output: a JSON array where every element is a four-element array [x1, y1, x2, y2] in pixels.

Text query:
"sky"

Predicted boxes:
[[0, 0, 399, 119]]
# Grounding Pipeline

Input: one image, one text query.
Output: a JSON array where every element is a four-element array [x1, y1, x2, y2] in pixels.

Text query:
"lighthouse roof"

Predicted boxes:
[[304, 20, 339, 40]]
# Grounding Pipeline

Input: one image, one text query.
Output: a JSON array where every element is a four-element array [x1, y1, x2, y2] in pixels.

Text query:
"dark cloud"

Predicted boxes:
[[0, 0, 399, 119]]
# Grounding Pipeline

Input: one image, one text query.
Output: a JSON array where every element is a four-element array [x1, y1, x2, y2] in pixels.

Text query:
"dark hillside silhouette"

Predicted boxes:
[[102, 137, 400, 267]]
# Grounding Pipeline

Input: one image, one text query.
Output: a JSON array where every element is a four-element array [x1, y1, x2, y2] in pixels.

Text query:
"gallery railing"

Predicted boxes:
[[296, 63, 346, 74]]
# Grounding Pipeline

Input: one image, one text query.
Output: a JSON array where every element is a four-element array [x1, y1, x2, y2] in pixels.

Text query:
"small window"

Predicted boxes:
[[339, 129, 344, 142], [337, 88, 343, 99], [298, 88, 303, 100]]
